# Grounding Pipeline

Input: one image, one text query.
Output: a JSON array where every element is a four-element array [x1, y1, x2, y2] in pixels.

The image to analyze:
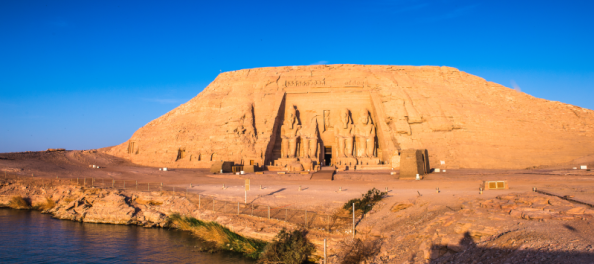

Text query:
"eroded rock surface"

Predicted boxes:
[[101, 65, 594, 170]]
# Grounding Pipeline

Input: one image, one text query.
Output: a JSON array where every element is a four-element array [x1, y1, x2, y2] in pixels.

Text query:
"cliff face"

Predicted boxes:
[[102, 64, 594, 169]]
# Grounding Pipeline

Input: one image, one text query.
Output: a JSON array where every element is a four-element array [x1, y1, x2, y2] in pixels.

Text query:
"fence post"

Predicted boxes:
[[237, 202, 240, 215], [352, 203, 355, 239], [324, 238, 327, 264], [305, 210, 307, 228], [148, 183, 150, 191], [84, 178, 86, 186]]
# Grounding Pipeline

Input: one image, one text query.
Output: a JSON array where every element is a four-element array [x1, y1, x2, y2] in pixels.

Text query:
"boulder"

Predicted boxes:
[[83, 193, 136, 224]]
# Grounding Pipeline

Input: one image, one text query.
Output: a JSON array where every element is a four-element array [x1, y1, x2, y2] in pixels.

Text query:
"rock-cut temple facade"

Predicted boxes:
[[102, 65, 594, 170]]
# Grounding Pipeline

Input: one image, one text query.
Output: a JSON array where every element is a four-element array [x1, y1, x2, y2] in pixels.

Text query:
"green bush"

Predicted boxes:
[[343, 188, 387, 214], [259, 228, 315, 264], [169, 213, 267, 259]]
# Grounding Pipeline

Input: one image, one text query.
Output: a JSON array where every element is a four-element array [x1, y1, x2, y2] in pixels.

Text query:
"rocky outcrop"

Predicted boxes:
[[0, 183, 183, 227], [0, 181, 305, 242], [78, 193, 137, 224], [481, 193, 594, 221]]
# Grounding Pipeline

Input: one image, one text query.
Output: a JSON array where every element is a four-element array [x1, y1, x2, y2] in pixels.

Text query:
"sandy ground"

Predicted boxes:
[[1, 150, 593, 212], [2, 150, 594, 263]]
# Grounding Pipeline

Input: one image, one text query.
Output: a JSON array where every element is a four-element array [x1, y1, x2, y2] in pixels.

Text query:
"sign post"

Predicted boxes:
[[352, 203, 355, 239]]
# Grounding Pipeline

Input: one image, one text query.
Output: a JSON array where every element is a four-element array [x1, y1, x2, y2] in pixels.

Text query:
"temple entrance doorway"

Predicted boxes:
[[324, 146, 332, 166]]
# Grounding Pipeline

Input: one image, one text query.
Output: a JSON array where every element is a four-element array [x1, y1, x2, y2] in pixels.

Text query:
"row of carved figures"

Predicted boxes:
[[280, 106, 376, 159], [280, 106, 318, 159]]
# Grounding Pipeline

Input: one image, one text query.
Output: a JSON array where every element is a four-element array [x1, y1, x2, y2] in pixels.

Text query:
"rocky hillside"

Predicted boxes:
[[102, 65, 594, 169]]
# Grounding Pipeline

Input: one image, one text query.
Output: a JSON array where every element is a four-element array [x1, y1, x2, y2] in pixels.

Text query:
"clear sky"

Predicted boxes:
[[1, 0, 593, 153]]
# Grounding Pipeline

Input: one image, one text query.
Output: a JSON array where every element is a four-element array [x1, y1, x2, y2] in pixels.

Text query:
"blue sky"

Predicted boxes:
[[1, 0, 593, 152]]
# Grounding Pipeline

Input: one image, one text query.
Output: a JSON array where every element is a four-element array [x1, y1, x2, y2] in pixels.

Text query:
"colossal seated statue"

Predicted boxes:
[[280, 106, 301, 158], [355, 109, 376, 158], [300, 113, 319, 159], [334, 108, 354, 158]]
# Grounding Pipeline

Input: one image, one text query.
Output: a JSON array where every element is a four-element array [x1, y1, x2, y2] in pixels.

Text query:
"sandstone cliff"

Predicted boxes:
[[102, 65, 594, 169]]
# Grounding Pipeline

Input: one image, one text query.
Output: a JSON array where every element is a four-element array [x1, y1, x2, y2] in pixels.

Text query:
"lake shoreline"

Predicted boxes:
[[0, 180, 289, 261], [0, 208, 255, 263]]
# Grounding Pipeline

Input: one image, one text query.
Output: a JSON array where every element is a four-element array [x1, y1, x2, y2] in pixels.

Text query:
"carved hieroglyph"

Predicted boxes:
[[355, 109, 376, 158], [280, 106, 301, 158], [334, 109, 355, 158]]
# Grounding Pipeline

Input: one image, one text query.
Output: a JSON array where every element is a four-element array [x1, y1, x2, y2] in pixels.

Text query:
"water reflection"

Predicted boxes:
[[0, 209, 254, 263]]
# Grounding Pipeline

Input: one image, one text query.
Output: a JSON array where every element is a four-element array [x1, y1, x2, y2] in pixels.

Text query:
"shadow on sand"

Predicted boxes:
[[422, 232, 594, 264]]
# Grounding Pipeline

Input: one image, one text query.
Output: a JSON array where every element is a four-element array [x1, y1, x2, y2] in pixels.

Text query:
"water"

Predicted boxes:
[[0, 209, 254, 263]]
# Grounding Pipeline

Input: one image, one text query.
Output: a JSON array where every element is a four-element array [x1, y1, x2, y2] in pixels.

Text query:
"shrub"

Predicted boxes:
[[343, 188, 387, 214], [259, 228, 315, 264], [169, 213, 267, 259], [335, 238, 382, 264]]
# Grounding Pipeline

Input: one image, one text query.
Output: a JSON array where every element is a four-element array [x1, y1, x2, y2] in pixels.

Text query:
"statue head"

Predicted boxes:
[[340, 108, 350, 129], [286, 106, 297, 128], [359, 109, 370, 125]]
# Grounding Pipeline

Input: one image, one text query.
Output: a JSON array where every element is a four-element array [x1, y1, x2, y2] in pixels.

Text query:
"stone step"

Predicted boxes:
[[311, 169, 334, 180]]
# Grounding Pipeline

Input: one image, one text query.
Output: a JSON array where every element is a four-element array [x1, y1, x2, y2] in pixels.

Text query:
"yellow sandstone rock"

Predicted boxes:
[[100, 65, 594, 170]]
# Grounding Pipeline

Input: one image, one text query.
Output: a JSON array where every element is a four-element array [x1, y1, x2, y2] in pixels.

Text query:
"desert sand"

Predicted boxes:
[[1, 150, 594, 263]]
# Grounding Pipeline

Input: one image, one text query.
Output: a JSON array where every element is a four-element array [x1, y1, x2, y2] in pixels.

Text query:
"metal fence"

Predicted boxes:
[[0, 172, 354, 234]]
